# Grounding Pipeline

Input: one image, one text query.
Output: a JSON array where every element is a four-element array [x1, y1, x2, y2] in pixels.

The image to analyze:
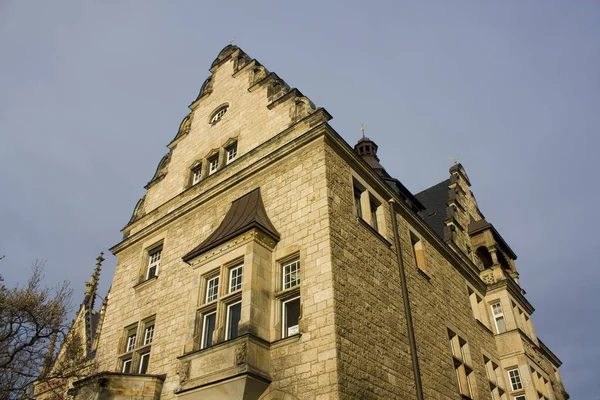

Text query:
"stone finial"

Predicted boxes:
[[84, 252, 104, 310]]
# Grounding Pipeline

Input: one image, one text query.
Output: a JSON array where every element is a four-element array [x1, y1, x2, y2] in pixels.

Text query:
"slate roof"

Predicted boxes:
[[182, 188, 280, 262], [415, 179, 451, 239]]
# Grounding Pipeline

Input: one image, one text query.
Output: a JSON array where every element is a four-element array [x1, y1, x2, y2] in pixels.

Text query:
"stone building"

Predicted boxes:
[[35, 45, 568, 400]]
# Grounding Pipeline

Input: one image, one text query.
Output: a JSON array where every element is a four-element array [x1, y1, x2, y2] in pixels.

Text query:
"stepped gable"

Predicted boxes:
[[182, 187, 280, 262]]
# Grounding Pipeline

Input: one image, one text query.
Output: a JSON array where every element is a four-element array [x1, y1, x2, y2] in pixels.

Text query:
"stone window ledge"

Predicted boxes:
[[357, 217, 391, 247]]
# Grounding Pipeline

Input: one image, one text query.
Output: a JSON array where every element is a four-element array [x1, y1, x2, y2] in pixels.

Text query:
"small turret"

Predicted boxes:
[[353, 132, 424, 213]]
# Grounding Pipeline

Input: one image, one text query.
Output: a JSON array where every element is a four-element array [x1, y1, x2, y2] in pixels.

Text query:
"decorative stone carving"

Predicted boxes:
[[177, 360, 190, 383], [292, 96, 316, 122], [128, 195, 146, 224], [180, 114, 192, 135], [199, 76, 213, 98], [234, 53, 250, 73], [145, 152, 172, 189], [267, 79, 289, 103], [235, 343, 247, 365], [482, 271, 495, 285], [252, 66, 267, 85]]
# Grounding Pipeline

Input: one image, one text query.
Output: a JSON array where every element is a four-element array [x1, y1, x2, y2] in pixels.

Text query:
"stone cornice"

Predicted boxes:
[[187, 229, 278, 269], [487, 276, 535, 314]]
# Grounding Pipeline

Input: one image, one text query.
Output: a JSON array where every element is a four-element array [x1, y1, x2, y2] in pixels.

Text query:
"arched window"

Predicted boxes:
[[210, 105, 228, 124]]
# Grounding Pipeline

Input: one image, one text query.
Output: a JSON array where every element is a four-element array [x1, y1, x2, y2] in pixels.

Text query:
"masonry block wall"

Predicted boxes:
[[40, 45, 567, 400]]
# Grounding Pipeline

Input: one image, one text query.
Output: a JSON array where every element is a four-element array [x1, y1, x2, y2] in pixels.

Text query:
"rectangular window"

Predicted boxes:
[[410, 232, 426, 272], [508, 368, 523, 391], [229, 264, 243, 292], [143, 324, 154, 346], [448, 330, 473, 399], [226, 142, 237, 164], [370, 198, 379, 231], [226, 301, 242, 340], [283, 259, 300, 290], [126, 333, 136, 352], [353, 186, 363, 218], [138, 351, 150, 374], [282, 296, 300, 337], [492, 302, 507, 334], [205, 276, 219, 302], [146, 247, 162, 279], [122, 358, 132, 373], [209, 155, 219, 175], [484, 356, 506, 400], [514, 396, 526, 400], [192, 164, 202, 185], [201, 311, 216, 349]]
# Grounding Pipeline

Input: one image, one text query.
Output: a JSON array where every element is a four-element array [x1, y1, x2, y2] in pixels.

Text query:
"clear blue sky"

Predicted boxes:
[[0, 1, 598, 397]]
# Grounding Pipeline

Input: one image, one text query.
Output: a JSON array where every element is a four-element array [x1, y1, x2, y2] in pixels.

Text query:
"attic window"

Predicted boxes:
[[210, 106, 228, 124]]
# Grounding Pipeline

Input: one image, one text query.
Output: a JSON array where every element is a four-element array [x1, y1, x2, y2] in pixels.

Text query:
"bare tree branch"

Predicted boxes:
[[0, 260, 81, 399]]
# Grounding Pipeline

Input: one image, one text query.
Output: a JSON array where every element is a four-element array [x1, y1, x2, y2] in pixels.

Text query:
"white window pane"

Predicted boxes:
[[508, 369, 523, 390], [226, 143, 237, 164], [206, 276, 219, 302], [126, 334, 136, 352], [209, 157, 219, 174], [144, 325, 154, 345], [229, 265, 243, 292], [283, 259, 300, 289]]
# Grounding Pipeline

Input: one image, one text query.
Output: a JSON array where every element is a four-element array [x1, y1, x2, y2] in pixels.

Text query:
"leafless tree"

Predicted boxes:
[[0, 260, 75, 399]]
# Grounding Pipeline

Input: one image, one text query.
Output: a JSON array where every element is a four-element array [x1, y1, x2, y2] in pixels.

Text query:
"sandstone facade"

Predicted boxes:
[[35, 45, 568, 400]]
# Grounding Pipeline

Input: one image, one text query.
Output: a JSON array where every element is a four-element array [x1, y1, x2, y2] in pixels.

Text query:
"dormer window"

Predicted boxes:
[[208, 155, 219, 175], [210, 106, 228, 124], [226, 142, 237, 164]]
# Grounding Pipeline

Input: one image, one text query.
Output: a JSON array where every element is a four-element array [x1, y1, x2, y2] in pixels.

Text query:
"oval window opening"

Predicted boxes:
[[211, 106, 228, 124]]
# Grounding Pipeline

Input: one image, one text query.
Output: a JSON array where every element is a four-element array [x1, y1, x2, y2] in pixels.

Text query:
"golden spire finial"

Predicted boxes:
[[360, 124, 367, 138], [450, 157, 459, 165], [229, 39, 235, 45]]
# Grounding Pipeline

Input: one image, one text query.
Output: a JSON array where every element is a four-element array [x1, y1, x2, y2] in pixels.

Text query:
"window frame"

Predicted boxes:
[[205, 275, 220, 303], [208, 155, 219, 175], [210, 106, 228, 124], [448, 330, 474, 399], [228, 264, 243, 293], [121, 358, 132, 373], [143, 324, 154, 346], [226, 142, 237, 164], [491, 301, 507, 334], [282, 258, 300, 290], [410, 232, 427, 272], [281, 295, 301, 338], [146, 246, 162, 280], [126, 333, 137, 352], [508, 368, 523, 391], [225, 300, 242, 340], [138, 351, 151, 374], [369, 196, 379, 231], [353, 185, 363, 219], [201, 310, 217, 349], [191, 164, 202, 185]]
